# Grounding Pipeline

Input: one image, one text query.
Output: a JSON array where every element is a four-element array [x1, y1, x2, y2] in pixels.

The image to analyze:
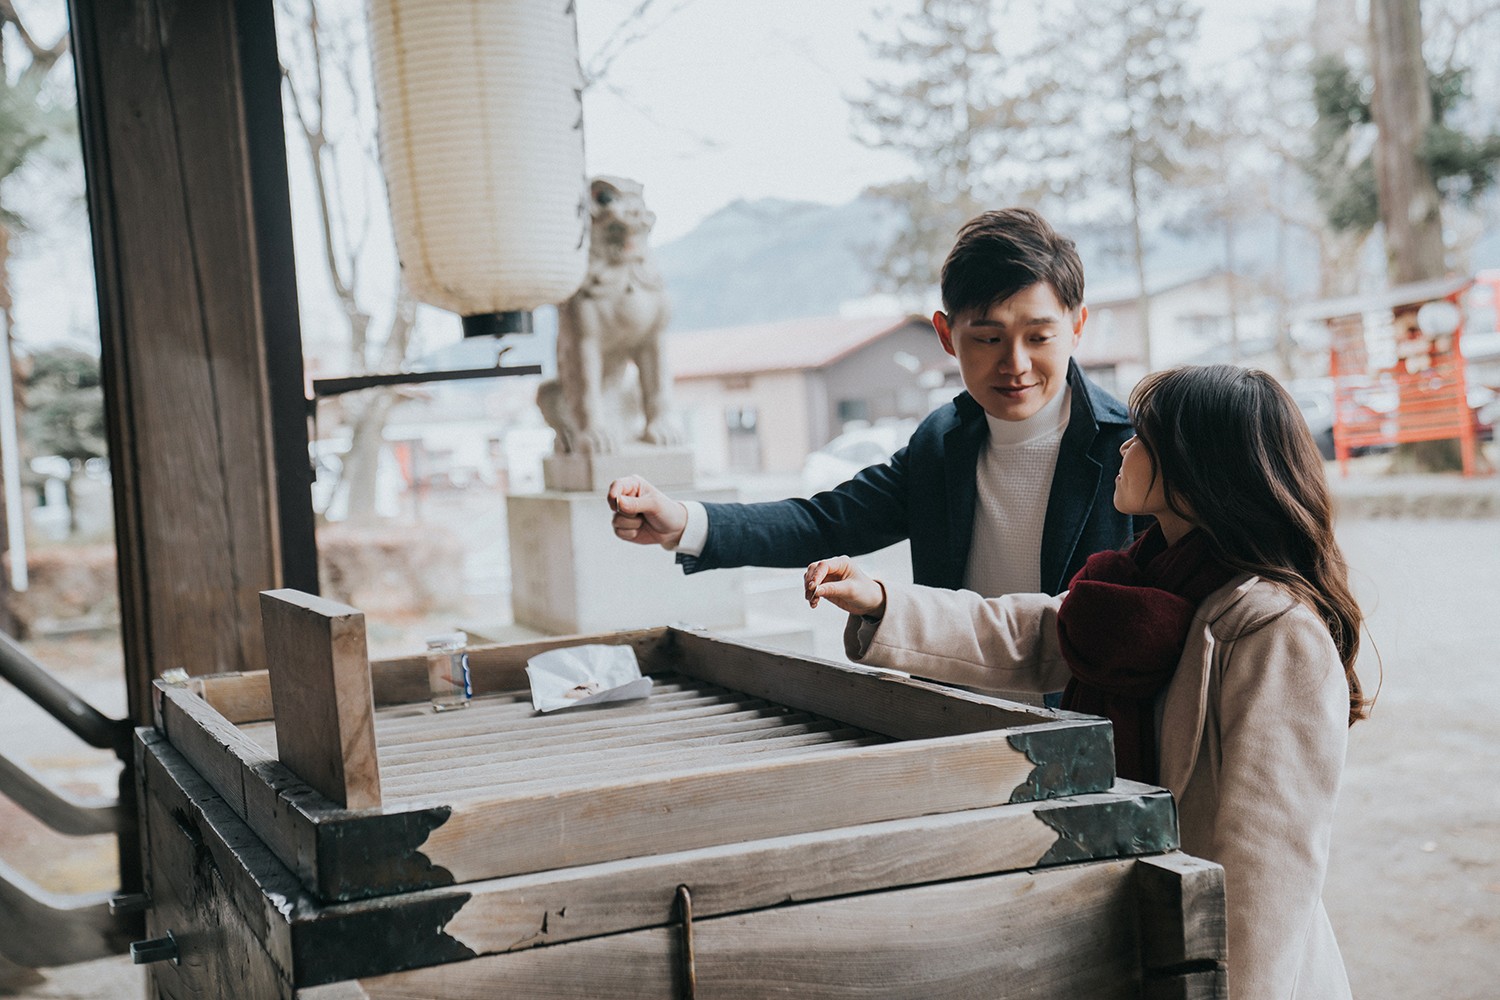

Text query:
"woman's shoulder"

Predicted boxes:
[[1203, 575, 1328, 645]]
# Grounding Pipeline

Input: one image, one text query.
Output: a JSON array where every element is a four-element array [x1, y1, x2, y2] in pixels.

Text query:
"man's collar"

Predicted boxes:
[[1067, 359, 1131, 427]]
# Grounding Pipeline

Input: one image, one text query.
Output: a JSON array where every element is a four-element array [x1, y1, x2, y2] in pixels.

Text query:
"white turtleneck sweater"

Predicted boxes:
[[961, 386, 1071, 600]]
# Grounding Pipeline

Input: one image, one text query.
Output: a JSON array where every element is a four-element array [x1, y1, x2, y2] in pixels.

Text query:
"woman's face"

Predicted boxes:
[[1114, 435, 1195, 541]]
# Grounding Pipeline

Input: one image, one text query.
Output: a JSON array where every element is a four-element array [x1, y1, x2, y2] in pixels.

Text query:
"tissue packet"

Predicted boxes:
[[525, 644, 654, 713]]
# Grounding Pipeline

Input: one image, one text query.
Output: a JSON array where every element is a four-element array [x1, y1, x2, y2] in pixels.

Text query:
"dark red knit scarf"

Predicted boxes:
[[1056, 524, 1237, 784]]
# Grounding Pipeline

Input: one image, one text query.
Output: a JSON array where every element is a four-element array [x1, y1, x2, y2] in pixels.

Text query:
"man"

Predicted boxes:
[[607, 208, 1137, 618]]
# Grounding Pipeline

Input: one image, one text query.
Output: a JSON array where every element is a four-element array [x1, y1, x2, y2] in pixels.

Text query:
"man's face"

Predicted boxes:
[[932, 282, 1085, 422]]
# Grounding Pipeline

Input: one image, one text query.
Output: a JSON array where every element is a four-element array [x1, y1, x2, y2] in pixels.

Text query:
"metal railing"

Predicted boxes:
[[0, 629, 136, 968]]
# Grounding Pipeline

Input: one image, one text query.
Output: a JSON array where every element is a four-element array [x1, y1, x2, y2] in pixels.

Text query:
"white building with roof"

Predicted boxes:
[[666, 315, 957, 475]]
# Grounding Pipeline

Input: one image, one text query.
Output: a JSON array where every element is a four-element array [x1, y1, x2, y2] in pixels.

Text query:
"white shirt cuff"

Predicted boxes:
[[670, 500, 709, 555]]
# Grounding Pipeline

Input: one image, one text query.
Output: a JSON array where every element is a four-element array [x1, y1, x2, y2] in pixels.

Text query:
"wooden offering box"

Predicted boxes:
[[138, 590, 1227, 999]]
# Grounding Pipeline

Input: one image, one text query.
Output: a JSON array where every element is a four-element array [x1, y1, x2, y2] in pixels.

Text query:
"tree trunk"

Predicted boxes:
[[1370, 0, 1462, 472], [1129, 162, 1153, 371], [338, 390, 397, 522], [1369, 0, 1446, 283], [63, 466, 78, 537]]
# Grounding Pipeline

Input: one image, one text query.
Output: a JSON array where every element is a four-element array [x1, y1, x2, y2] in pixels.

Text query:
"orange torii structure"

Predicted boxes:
[[1296, 275, 1494, 477]]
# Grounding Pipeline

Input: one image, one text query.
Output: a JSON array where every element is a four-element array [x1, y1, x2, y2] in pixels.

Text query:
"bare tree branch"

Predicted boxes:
[[583, 0, 702, 89], [595, 81, 722, 150], [0, 1, 69, 80], [1428, 0, 1500, 75]]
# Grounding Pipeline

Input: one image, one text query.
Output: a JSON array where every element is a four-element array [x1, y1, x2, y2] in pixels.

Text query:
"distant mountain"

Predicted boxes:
[[654, 193, 1500, 332], [655, 195, 902, 332]]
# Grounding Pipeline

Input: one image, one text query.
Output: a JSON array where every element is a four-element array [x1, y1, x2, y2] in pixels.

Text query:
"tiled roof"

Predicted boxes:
[[667, 315, 928, 379]]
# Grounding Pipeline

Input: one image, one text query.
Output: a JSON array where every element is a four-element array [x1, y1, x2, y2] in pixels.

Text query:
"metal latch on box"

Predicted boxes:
[[676, 884, 696, 999]]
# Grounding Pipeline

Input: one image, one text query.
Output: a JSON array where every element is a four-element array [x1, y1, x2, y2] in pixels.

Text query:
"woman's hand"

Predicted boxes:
[[804, 557, 887, 618]]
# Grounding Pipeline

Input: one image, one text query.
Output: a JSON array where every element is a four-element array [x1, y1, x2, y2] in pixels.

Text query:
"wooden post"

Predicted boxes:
[[1134, 853, 1228, 1000], [260, 590, 381, 810], [68, 0, 315, 724]]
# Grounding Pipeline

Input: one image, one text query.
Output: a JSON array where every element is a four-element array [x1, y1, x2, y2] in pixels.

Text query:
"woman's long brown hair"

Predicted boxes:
[[1130, 365, 1368, 724]]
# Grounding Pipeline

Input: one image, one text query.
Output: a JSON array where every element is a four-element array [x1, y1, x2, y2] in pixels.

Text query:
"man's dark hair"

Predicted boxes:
[[939, 208, 1085, 319]]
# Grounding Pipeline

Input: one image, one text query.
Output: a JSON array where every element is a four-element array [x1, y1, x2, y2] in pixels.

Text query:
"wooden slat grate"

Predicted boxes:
[[236, 673, 893, 805]]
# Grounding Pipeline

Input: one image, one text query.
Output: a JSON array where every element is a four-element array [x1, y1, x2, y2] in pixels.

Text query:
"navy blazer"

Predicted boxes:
[[678, 361, 1137, 595]]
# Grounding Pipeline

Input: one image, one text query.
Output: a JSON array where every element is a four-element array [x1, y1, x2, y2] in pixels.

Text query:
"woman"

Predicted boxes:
[[806, 365, 1365, 1000]]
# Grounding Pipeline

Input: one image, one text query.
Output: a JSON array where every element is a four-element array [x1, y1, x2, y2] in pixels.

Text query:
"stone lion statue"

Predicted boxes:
[[537, 176, 681, 455]]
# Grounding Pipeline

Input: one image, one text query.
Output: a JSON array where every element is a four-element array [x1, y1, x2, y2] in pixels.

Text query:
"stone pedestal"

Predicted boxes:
[[506, 487, 746, 635], [542, 447, 696, 493]]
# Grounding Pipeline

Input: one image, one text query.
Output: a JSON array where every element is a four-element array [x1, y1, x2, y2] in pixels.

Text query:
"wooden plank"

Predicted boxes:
[[155, 683, 324, 890], [666, 629, 1049, 738], [200, 642, 689, 726], [367, 627, 677, 707], [231, 686, 766, 757], [235, 686, 748, 756], [160, 681, 454, 902], [379, 727, 875, 798], [298, 858, 1143, 999], [290, 786, 1174, 983], [385, 709, 839, 761], [191, 670, 274, 725], [140, 732, 295, 1000], [391, 721, 860, 778], [260, 590, 381, 810], [369, 686, 751, 743], [376, 709, 832, 772], [138, 728, 303, 990], [140, 719, 1181, 988], [1134, 853, 1228, 997], [378, 730, 1038, 888], [71, 0, 284, 724]]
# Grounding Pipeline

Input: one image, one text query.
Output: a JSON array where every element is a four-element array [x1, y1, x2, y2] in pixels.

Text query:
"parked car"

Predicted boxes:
[[1286, 378, 1395, 461], [1287, 380, 1339, 460], [801, 420, 918, 494], [1471, 384, 1497, 442]]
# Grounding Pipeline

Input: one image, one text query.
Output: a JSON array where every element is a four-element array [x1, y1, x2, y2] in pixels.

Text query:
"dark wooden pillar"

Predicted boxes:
[[69, 0, 316, 725]]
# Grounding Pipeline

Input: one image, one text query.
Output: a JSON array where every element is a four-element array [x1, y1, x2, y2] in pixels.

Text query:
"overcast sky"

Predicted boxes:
[[6, 0, 1302, 354], [577, 0, 1286, 242]]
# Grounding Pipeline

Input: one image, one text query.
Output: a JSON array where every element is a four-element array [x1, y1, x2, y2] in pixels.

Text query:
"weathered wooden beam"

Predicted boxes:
[[142, 727, 1179, 990], [69, 0, 305, 722], [260, 590, 381, 810], [161, 666, 1097, 902], [154, 683, 325, 891], [138, 730, 297, 999], [187, 626, 677, 724], [1135, 853, 1229, 1000], [298, 858, 1145, 999], [396, 729, 1040, 889], [154, 625, 1116, 903], [667, 629, 1059, 739]]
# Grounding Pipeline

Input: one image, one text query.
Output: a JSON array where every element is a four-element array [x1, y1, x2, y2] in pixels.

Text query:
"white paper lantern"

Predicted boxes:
[[367, 0, 588, 332]]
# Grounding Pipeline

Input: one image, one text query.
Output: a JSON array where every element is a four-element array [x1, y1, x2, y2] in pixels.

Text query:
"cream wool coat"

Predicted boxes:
[[845, 573, 1352, 1000]]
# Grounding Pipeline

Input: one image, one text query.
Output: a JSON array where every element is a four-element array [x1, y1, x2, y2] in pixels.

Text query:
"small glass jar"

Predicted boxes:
[[425, 631, 471, 712]]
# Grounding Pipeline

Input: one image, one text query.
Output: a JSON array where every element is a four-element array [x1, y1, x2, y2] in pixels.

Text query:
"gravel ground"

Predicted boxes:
[[3, 472, 1497, 998]]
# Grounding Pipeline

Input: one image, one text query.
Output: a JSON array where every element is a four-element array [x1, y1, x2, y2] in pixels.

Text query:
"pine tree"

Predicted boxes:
[[851, 0, 1054, 299], [1039, 0, 1205, 369]]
